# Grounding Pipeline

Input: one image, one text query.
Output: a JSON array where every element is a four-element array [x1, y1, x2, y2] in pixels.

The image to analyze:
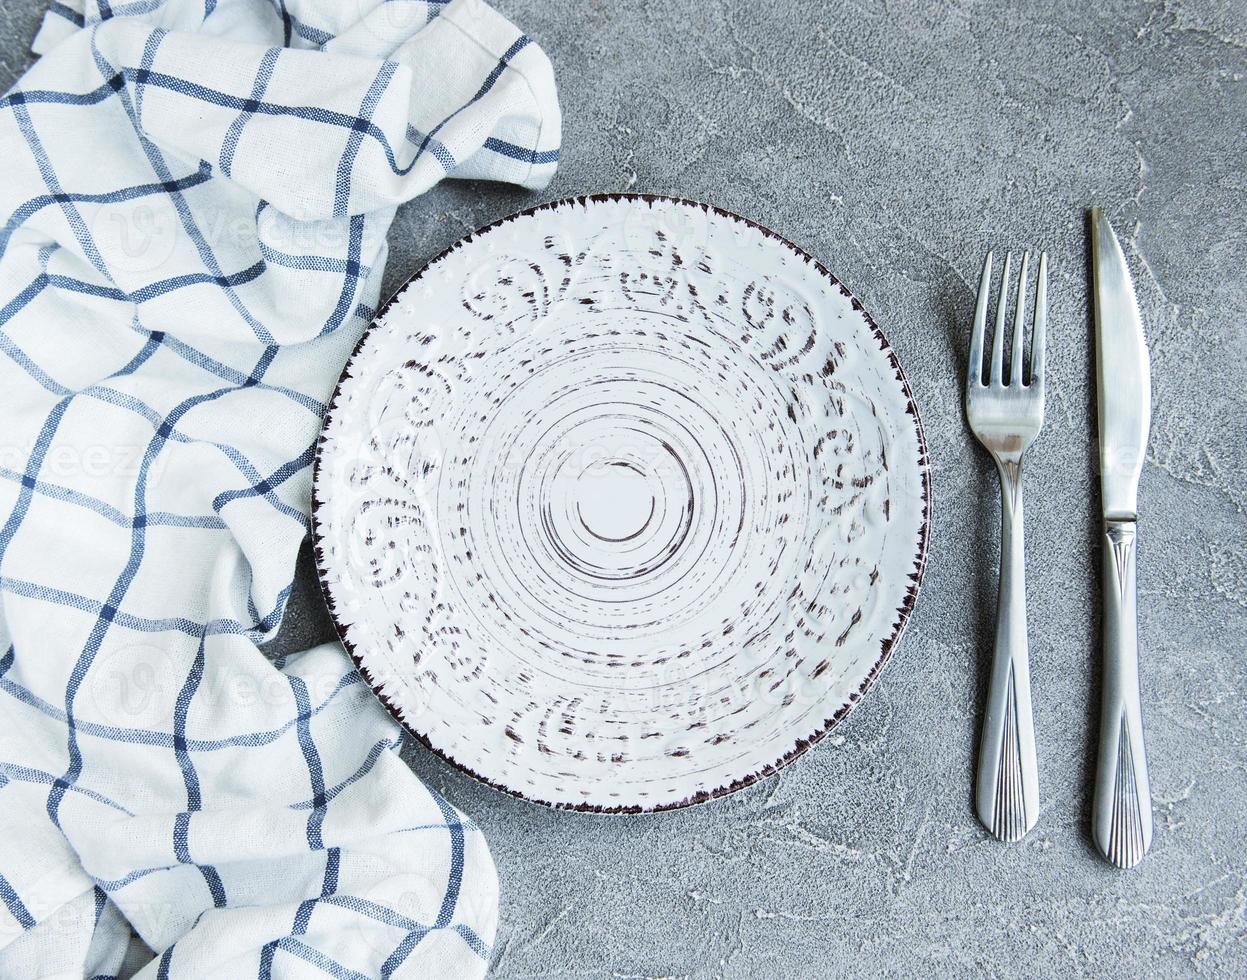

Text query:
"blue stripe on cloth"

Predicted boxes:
[[219, 48, 280, 178], [0, 761, 132, 814], [47, 1, 85, 27], [0, 661, 361, 753], [404, 123, 456, 173], [271, 0, 293, 47], [0, 403, 71, 563], [19, 256, 269, 319], [291, 19, 333, 48], [287, 737, 397, 810], [112, 330, 163, 376], [290, 898, 316, 937], [2, 272, 159, 395], [0, 162, 213, 258], [255, 203, 376, 279], [172, 645, 205, 811], [92, 35, 279, 345], [322, 847, 340, 896], [8, 99, 113, 282], [428, 789, 464, 928], [408, 35, 532, 176], [264, 846, 346, 954], [0, 309, 72, 395], [259, 940, 278, 978], [132, 29, 164, 121], [0, 470, 228, 529], [211, 443, 315, 512], [483, 137, 559, 165], [381, 925, 430, 978], [111, 67, 404, 160], [317, 213, 367, 338], [333, 61, 397, 219], [6, 50, 543, 188], [150, 329, 325, 415], [453, 923, 491, 959], [1, 575, 251, 637], [0, 872, 36, 929], [268, 938, 370, 980], [49, 436, 167, 826], [172, 637, 229, 906], [104, 1, 171, 20], [0, 77, 122, 111], [319, 894, 490, 962], [75, 378, 312, 528], [289, 675, 327, 849], [375, 784, 475, 975]]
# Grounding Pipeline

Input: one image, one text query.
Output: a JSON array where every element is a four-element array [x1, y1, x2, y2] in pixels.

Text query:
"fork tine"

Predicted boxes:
[[968, 251, 992, 388], [1010, 251, 1030, 385], [990, 252, 1012, 385], [1030, 251, 1048, 386]]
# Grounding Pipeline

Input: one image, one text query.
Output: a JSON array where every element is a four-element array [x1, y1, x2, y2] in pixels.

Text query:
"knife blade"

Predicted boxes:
[[1092, 209, 1152, 519], [1090, 207, 1153, 869]]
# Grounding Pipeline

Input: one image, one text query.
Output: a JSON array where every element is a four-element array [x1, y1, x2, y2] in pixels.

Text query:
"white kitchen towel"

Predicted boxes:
[[0, 1, 559, 976]]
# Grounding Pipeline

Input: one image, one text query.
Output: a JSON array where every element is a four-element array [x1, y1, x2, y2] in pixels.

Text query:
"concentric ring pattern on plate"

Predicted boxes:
[[313, 194, 930, 812]]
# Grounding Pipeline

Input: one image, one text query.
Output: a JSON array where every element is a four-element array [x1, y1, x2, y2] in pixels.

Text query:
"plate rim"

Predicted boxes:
[[311, 192, 932, 814]]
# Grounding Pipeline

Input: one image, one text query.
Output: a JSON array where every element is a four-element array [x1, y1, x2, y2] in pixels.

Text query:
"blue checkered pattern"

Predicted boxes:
[[0, 1, 559, 976]]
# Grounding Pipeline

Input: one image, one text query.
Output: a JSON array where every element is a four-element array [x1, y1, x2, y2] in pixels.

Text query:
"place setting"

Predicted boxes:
[[312, 191, 1155, 872], [2, 1, 1235, 977]]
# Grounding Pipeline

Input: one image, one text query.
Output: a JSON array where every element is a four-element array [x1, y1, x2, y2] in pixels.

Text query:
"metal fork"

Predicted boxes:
[[966, 249, 1048, 842]]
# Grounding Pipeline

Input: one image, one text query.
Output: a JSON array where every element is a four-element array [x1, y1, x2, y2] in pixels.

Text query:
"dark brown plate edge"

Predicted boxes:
[[309, 192, 933, 815]]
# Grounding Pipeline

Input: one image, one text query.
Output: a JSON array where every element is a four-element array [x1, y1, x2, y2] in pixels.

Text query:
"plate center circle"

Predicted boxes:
[[574, 460, 655, 542]]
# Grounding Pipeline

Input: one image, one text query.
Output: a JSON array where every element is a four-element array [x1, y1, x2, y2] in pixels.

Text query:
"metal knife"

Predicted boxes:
[[1090, 207, 1153, 869]]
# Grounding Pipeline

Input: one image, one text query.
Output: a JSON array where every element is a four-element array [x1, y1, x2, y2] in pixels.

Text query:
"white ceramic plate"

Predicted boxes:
[[313, 195, 929, 812]]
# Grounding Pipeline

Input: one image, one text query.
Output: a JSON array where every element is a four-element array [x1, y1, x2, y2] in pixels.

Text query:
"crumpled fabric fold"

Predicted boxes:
[[0, 0, 559, 975]]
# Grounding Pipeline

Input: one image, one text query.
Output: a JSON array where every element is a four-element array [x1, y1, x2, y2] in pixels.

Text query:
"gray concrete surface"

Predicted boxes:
[[5, 1, 1245, 977]]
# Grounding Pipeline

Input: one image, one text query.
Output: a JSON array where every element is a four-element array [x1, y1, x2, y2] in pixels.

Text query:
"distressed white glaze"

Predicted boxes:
[[313, 196, 929, 811]]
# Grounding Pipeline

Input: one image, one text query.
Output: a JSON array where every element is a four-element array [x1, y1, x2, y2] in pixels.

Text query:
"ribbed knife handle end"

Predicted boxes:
[[1093, 520, 1153, 869], [1099, 716, 1151, 868]]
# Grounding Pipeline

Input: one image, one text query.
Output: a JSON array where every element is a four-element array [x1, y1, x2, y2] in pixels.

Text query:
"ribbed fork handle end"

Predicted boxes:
[[1092, 519, 1153, 869], [976, 457, 1040, 842]]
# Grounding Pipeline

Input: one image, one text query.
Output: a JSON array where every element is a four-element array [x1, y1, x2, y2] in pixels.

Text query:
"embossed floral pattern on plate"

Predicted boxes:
[[313, 195, 930, 812]]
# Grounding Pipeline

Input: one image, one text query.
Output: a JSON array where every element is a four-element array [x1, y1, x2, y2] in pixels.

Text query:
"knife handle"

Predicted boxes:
[[975, 457, 1040, 842], [1092, 519, 1153, 868]]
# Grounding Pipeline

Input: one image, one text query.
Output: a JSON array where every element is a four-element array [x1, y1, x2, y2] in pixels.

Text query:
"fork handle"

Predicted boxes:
[[976, 457, 1040, 842], [1092, 519, 1152, 868]]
